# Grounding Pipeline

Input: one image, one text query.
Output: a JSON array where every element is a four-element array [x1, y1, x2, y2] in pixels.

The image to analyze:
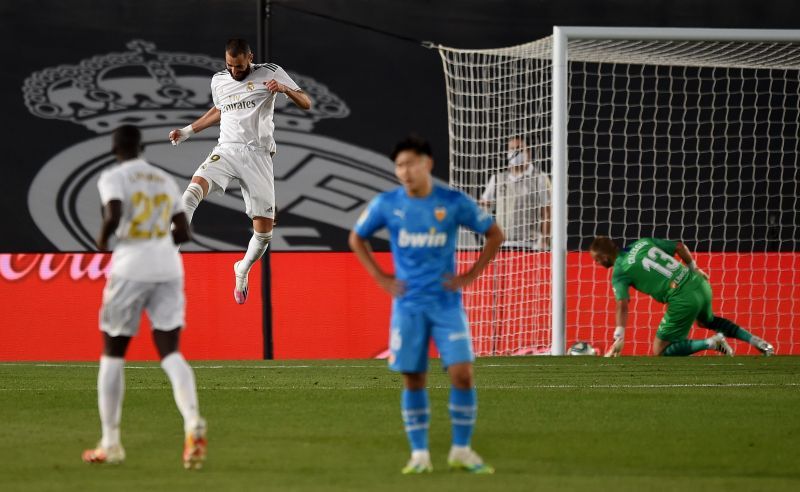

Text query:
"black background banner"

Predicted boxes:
[[2, 0, 797, 252]]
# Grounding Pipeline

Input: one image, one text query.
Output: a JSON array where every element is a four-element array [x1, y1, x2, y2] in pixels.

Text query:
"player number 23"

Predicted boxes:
[[128, 192, 172, 239], [642, 247, 681, 278]]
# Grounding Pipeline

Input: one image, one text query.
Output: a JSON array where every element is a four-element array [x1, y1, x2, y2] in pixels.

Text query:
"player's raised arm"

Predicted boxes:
[[168, 106, 221, 146], [265, 79, 311, 110], [674, 242, 709, 280]]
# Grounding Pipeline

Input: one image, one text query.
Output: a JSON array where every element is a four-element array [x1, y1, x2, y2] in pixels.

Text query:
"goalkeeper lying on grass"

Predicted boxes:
[[590, 236, 774, 357]]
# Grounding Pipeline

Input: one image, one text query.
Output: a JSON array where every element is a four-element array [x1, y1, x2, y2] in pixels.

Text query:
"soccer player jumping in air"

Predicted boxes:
[[590, 236, 775, 357], [349, 136, 504, 474], [169, 38, 311, 304]]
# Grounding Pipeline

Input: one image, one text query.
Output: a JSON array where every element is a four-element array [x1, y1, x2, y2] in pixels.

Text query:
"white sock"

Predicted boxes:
[[98, 355, 125, 448], [161, 352, 200, 432], [236, 231, 272, 276], [182, 183, 204, 224], [411, 449, 430, 460]]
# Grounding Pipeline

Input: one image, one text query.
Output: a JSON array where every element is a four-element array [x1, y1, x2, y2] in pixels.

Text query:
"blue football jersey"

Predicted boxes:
[[353, 183, 494, 307]]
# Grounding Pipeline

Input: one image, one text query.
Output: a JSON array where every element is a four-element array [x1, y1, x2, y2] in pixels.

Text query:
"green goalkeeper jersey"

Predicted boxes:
[[611, 238, 692, 303]]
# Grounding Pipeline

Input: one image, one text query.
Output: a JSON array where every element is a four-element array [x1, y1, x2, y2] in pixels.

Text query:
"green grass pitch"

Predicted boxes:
[[1, 357, 799, 491]]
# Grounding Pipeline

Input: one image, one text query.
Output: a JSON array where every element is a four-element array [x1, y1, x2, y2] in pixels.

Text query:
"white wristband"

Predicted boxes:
[[688, 261, 697, 271], [171, 125, 195, 146], [613, 326, 625, 340]]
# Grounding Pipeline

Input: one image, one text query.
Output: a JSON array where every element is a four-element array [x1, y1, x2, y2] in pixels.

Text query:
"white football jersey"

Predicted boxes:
[[97, 158, 185, 281], [211, 63, 301, 153]]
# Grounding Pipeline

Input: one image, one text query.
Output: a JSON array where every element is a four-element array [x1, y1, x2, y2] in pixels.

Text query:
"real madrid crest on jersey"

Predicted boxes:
[[246, 81, 255, 91], [434, 207, 447, 222]]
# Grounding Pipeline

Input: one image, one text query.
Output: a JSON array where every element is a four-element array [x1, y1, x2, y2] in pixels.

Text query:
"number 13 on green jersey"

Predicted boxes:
[[611, 238, 691, 303]]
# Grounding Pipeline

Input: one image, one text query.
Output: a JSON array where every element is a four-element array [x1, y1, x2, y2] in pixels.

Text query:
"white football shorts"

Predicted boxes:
[[193, 143, 275, 219], [99, 276, 185, 337]]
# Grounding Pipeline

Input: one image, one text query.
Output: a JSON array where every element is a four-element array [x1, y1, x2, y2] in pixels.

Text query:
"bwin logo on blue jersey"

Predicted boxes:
[[398, 228, 447, 248]]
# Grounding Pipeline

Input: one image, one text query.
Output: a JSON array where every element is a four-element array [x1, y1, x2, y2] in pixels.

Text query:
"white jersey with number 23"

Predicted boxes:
[[97, 158, 185, 282]]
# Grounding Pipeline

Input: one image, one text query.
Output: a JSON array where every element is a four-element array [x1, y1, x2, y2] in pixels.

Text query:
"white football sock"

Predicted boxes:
[[182, 183, 204, 224], [412, 449, 431, 460], [161, 352, 200, 432], [236, 231, 272, 276], [98, 355, 125, 448]]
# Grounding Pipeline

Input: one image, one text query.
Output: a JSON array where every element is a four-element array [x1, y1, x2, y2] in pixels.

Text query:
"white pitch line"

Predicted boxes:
[[1, 382, 798, 392], [0, 361, 763, 370], [494, 382, 800, 389], [0, 363, 373, 369]]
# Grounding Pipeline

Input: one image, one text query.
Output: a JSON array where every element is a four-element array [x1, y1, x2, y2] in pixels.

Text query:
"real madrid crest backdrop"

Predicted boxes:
[[2, 0, 797, 252], [3, 0, 451, 253]]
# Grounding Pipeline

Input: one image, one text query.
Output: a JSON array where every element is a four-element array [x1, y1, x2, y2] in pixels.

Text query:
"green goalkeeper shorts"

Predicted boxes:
[[656, 273, 715, 342]]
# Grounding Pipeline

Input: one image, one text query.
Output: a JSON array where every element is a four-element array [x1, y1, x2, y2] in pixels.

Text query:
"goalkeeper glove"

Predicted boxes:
[[605, 326, 624, 357]]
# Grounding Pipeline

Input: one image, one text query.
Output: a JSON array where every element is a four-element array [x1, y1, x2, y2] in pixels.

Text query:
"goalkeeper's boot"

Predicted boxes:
[[750, 336, 775, 356], [82, 442, 125, 464], [447, 446, 495, 474], [183, 417, 207, 470], [233, 261, 248, 305], [401, 450, 433, 474], [709, 333, 734, 357]]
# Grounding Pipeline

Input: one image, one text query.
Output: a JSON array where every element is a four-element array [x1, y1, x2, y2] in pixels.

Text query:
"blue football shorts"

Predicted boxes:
[[388, 301, 475, 373]]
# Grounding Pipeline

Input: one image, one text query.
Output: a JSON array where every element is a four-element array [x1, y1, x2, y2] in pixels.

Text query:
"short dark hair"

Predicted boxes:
[[112, 125, 142, 157], [590, 235, 618, 255], [391, 135, 432, 160], [226, 38, 251, 57]]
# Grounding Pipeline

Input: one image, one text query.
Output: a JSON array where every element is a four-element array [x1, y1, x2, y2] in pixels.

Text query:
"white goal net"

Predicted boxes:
[[436, 28, 800, 356]]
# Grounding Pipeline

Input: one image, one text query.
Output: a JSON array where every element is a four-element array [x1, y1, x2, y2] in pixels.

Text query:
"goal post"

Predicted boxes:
[[435, 27, 800, 356]]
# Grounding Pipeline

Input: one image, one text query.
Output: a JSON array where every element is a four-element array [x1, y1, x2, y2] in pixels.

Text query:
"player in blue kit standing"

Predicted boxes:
[[349, 136, 504, 474]]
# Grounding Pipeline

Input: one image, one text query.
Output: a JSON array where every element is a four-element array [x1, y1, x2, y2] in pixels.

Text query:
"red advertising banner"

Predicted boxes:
[[1, 251, 797, 360], [271, 251, 800, 358], [271, 252, 393, 360], [0, 253, 262, 361]]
